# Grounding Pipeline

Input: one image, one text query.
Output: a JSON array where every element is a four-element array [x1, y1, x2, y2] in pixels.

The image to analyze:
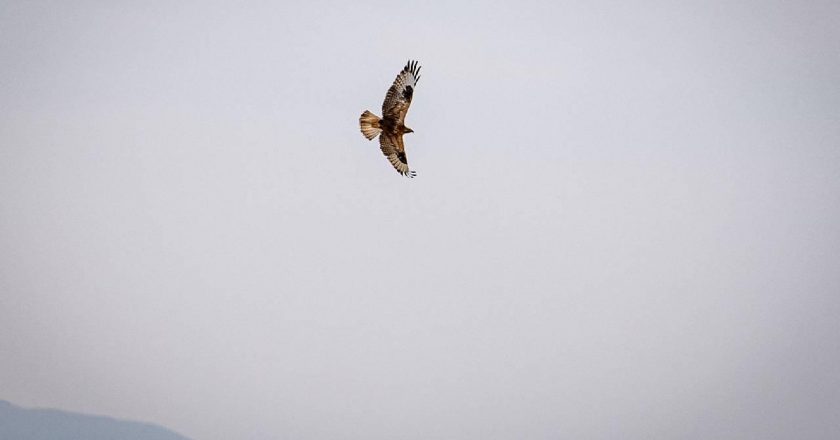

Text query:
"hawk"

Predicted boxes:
[[359, 60, 421, 178]]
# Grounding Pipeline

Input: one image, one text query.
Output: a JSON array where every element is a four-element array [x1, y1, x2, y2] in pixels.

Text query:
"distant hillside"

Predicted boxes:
[[0, 400, 191, 440]]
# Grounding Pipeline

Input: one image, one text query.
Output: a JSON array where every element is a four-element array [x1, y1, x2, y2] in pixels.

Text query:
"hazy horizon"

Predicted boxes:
[[0, 399, 191, 440], [2, 1, 839, 439]]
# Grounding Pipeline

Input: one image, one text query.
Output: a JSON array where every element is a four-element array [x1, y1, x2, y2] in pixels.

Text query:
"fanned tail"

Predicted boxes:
[[359, 110, 382, 140]]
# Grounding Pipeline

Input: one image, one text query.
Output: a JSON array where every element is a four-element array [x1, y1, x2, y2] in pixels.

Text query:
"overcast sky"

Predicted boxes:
[[2, 1, 839, 439]]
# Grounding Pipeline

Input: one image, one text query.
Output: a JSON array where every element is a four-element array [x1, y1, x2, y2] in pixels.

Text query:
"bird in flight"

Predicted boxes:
[[359, 60, 421, 178]]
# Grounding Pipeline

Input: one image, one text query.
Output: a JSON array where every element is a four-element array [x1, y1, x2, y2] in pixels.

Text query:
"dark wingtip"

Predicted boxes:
[[404, 59, 421, 78]]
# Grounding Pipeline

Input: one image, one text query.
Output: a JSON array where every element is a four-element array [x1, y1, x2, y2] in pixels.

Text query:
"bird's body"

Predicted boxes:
[[377, 117, 410, 136], [359, 60, 421, 177]]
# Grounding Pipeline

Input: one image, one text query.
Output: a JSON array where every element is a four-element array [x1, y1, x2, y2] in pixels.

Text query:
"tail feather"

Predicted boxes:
[[359, 110, 382, 140]]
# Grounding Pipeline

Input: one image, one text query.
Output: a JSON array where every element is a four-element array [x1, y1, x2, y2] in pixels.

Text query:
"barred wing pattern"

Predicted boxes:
[[382, 60, 421, 123], [379, 133, 416, 178]]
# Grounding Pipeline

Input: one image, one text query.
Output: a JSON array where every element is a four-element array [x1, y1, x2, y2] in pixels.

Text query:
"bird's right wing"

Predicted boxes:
[[382, 60, 421, 124]]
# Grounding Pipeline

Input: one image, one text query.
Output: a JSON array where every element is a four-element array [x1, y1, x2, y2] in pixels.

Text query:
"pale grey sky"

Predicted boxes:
[[1, 1, 839, 439]]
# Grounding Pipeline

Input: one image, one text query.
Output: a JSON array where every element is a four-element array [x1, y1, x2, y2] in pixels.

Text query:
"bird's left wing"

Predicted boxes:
[[379, 133, 416, 178]]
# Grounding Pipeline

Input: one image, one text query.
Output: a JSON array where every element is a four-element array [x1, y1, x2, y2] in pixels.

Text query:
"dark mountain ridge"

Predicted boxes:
[[0, 400, 190, 440]]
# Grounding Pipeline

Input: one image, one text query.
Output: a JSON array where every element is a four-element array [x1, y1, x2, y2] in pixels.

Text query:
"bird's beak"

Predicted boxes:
[[405, 127, 414, 133]]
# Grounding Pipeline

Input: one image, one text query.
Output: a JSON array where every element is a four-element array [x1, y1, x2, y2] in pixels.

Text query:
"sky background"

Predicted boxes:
[[2, 1, 839, 439]]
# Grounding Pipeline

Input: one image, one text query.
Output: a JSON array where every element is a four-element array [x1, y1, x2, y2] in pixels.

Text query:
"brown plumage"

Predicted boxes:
[[359, 60, 421, 178]]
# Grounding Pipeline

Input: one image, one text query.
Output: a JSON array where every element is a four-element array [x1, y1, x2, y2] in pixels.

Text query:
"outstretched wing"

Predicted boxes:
[[379, 133, 416, 178], [382, 60, 421, 123]]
